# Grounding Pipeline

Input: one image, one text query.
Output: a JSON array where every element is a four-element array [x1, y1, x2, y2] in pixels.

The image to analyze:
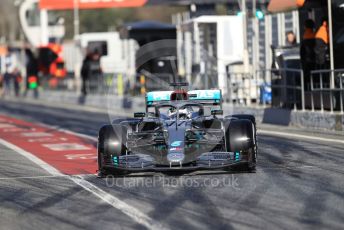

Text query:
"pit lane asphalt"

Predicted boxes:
[[0, 99, 343, 230]]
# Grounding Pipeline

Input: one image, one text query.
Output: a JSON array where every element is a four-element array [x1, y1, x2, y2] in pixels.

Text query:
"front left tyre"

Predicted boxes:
[[97, 124, 127, 177]]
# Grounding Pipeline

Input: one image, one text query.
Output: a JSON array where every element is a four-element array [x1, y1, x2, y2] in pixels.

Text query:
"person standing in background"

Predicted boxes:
[[3, 69, 12, 97], [12, 68, 22, 97], [0, 74, 3, 97], [89, 50, 102, 93], [314, 18, 329, 69], [300, 19, 316, 90], [81, 52, 92, 96], [286, 31, 297, 46]]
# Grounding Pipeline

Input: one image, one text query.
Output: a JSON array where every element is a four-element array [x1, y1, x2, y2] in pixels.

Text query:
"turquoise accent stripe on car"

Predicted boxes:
[[146, 91, 173, 103], [188, 90, 221, 100]]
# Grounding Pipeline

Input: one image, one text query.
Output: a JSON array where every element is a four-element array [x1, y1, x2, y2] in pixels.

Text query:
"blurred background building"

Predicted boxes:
[[0, 0, 343, 113]]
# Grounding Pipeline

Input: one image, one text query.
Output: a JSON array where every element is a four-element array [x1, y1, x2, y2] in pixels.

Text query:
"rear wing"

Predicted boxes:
[[146, 91, 173, 107], [145, 89, 222, 109], [188, 90, 223, 108]]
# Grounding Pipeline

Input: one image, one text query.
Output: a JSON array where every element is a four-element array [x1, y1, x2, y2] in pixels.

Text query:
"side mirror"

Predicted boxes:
[[211, 110, 223, 116], [134, 112, 146, 118]]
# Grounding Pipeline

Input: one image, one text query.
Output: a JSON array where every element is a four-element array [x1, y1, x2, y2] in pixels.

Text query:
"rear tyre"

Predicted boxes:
[[98, 124, 127, 176]]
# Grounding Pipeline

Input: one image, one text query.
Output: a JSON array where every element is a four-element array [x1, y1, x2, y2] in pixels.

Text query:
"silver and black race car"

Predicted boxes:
[[97, 85, 257, 176]]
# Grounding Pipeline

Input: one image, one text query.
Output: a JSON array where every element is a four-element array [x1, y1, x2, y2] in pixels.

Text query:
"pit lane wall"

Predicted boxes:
[[223, 106, 344, 132], [20, 90, 344, 132]]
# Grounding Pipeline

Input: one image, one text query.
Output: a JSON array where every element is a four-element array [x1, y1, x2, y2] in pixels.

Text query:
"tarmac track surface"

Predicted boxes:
[[0, 100, 343, 230]]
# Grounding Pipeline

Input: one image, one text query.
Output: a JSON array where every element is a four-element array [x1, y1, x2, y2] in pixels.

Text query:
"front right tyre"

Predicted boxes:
[[224, 118, 256, 172]]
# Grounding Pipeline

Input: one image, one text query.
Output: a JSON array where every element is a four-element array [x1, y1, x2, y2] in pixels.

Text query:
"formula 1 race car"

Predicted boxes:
[[97, 84, 257, 176]]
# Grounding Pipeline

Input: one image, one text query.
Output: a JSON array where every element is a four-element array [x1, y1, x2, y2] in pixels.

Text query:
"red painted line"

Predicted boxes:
[[0, 114, 97, 175]]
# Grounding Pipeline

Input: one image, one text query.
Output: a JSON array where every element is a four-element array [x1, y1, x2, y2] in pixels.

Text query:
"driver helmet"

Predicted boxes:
[[168, 107, 193, 119]]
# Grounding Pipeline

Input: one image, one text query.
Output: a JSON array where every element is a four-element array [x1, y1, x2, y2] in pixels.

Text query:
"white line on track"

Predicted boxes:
[[70, 176, 164, 229], [0, 138, 165, 230], [36, 122, 98, 141], [0, 174, 96, 180], [0, 175, 70, 180], [259, 129, 344, 145], [0, 139, 62, 176]]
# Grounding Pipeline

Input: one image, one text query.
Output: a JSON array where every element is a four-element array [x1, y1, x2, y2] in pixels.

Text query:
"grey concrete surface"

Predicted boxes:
[[0, 144, 147, 230], [0, 99, 343, 229]]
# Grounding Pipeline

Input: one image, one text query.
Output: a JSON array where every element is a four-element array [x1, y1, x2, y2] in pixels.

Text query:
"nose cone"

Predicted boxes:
[[167, 124, 186, 164], [167, 152, 185, 163]]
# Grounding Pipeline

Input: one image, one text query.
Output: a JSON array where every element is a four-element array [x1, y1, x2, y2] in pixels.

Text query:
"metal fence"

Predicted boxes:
[[225, 68, 305, 110], [255, 68, 344, 114], [38, 68, 344, 114], [257, 68, 305, 111], [310, 69, 344, 114]]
